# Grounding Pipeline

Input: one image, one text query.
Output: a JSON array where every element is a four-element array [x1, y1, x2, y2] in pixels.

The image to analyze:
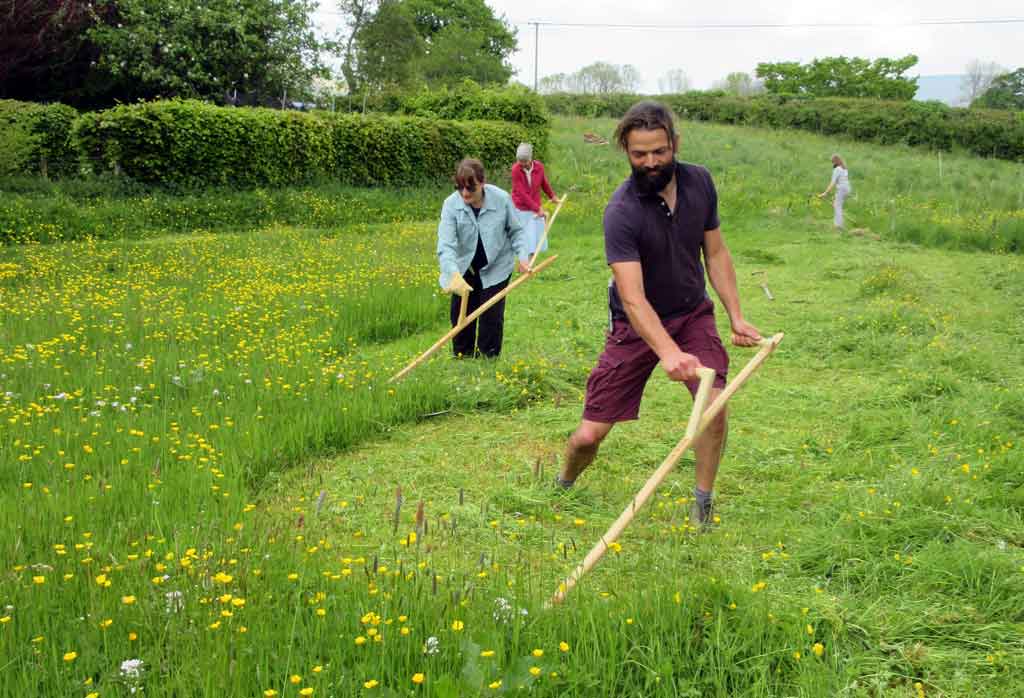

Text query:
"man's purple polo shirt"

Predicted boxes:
[[604, 161, 720, 322]]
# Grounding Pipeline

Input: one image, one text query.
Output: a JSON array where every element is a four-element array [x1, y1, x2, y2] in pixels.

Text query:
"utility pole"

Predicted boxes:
[[532, 21, 539, 92]]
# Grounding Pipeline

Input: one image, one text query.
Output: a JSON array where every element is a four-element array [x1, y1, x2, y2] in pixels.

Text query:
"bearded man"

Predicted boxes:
[[557, 101, 761, 528]]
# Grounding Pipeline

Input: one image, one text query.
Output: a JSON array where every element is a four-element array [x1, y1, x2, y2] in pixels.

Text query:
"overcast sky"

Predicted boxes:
[[314, 1, 1022, 92]]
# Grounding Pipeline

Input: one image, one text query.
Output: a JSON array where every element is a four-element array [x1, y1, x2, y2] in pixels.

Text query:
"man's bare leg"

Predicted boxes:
[[693, 389, 727, 489], [692, 388, 727, 523], [559, 420, 614, 485]]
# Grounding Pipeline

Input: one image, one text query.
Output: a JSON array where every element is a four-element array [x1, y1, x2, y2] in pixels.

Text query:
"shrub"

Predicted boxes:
[[71, 100, 532, 188], [0, 100, 79, 177], [341, 82, 551, 159], [543, 93, 1024, 161]]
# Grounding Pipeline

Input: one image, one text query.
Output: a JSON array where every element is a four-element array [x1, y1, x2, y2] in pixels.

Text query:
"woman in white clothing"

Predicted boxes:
[[818, 154, 852, 229]]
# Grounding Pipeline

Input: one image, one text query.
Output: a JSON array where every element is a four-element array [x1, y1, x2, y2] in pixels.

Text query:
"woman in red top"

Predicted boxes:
[[510, 142, 560, 255]]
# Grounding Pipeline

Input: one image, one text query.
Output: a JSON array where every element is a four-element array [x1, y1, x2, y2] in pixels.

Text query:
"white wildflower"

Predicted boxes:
[[164, 591, 184, 613], [120, 658, 143, 677], [493, 597, 513, 622]]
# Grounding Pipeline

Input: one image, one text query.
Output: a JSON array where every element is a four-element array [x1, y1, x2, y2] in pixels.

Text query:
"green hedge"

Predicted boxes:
[[0, 100, 79, 177], [543, 93, 1024, 161], [396, 82, 550, 158], [341, 82, 550, 159], [72, 100, 532, 187]]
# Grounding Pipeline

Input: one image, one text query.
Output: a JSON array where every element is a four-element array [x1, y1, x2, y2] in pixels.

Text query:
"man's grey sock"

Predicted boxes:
[[693, 487, 713, 515]]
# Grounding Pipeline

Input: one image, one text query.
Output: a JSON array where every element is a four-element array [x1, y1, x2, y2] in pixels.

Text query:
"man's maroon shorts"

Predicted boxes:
[[582, 298, 729, 423]]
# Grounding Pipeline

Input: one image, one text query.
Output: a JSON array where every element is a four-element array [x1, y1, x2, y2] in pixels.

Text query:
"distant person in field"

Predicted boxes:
[[558, 101, 762, 529], [510, 142, 561, 256], [436, 158, 531, 358], [818, 154, 852, 229]]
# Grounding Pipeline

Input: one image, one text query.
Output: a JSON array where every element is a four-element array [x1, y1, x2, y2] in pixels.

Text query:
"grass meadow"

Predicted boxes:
[[1, 116, 1022, 698]]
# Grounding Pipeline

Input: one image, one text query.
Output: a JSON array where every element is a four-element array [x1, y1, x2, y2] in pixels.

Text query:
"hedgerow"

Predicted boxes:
[[72, 100, 532, 187], [338, 82, 550, 159], [0, 100, 80, 177], [396, 82, 550, 158], [543, 93, 1024, 161]]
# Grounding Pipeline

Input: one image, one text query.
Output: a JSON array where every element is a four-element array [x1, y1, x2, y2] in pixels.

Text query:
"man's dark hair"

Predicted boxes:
[[614, 101, 678, 150], [454, 158, 486, 192]]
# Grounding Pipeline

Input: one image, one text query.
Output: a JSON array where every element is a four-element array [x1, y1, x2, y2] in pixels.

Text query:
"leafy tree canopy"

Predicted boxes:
[[712, 71, 764, 97], [756, 55, 919, 100], [354, 0, 424, 90], [1, 0, 325, 108], [972, 68, 1024, 111], [0, 0, 108, 105], [538, 62, 641, 95], [89, 0, 325, 105], [350, 0, 516, 91]]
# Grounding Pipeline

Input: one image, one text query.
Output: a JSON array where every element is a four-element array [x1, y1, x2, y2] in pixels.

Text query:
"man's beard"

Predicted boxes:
[[631, 160, 675, 195]]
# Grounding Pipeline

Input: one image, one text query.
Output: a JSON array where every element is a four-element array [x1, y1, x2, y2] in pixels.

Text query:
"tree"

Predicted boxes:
[[354, 0, 423, 90], [538, 73, 570, 94], [712, 72, 763, 97], [405, 0, 516, 81], [973, 68, 1024, 110], [4, 0, 326, 107], [756, 55, 919, 100], [310, 75, 348, 110], [349, 0, 516, 90], [335, 0, 377, 94], [619, 65, 642, 93], [416, 24, 514, 86], [565, 62, 641, 94], [538, 63, 641, 94], [86, 0, 326, 106], [658, 69, 690, 94], [960, 60, 1006, 106], [0, 0, 111, 105]]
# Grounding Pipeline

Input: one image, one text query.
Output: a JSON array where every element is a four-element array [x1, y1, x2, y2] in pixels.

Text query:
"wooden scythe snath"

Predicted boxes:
[[389, 255, 560, 383], [549, 333, 785, 606], [389, 196, 568, 384]]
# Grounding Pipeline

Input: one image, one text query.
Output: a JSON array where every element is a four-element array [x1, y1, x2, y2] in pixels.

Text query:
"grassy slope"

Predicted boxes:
[[272, 117, 1024, 696], [2, 115, 1021, 698]]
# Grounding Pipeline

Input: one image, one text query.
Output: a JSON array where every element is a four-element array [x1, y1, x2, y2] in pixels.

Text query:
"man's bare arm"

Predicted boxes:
[[702, 229, 761, 346]]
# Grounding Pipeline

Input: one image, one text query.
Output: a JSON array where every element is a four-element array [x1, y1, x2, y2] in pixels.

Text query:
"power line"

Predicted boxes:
[[310, 9, 1024, 29], [510, 16, 1024, 85], [512, 17, 1024, 30]]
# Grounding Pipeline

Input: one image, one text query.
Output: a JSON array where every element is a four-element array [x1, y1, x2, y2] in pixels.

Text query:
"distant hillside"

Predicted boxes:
[[914, 75, 964, 106]]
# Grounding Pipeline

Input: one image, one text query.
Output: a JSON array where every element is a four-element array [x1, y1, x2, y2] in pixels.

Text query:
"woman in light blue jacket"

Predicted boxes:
[[437, 158, 531, 358], [818, 154, 852, 229]]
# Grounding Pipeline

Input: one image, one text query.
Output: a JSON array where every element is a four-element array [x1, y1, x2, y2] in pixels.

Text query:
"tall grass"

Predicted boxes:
[[0, 178, 447, 244], [550, 116, 1024, 253], [4, 115, 1024, 251], [1, 117, 1022, 697]]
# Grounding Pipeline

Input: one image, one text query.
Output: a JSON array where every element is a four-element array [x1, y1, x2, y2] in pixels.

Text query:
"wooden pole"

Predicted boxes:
[[549, 333, 784, 606], [456, 290, 469, 327], [389, 255, 560, 383], [684, 367, 716, 439], [528, 194, 567, 270]]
